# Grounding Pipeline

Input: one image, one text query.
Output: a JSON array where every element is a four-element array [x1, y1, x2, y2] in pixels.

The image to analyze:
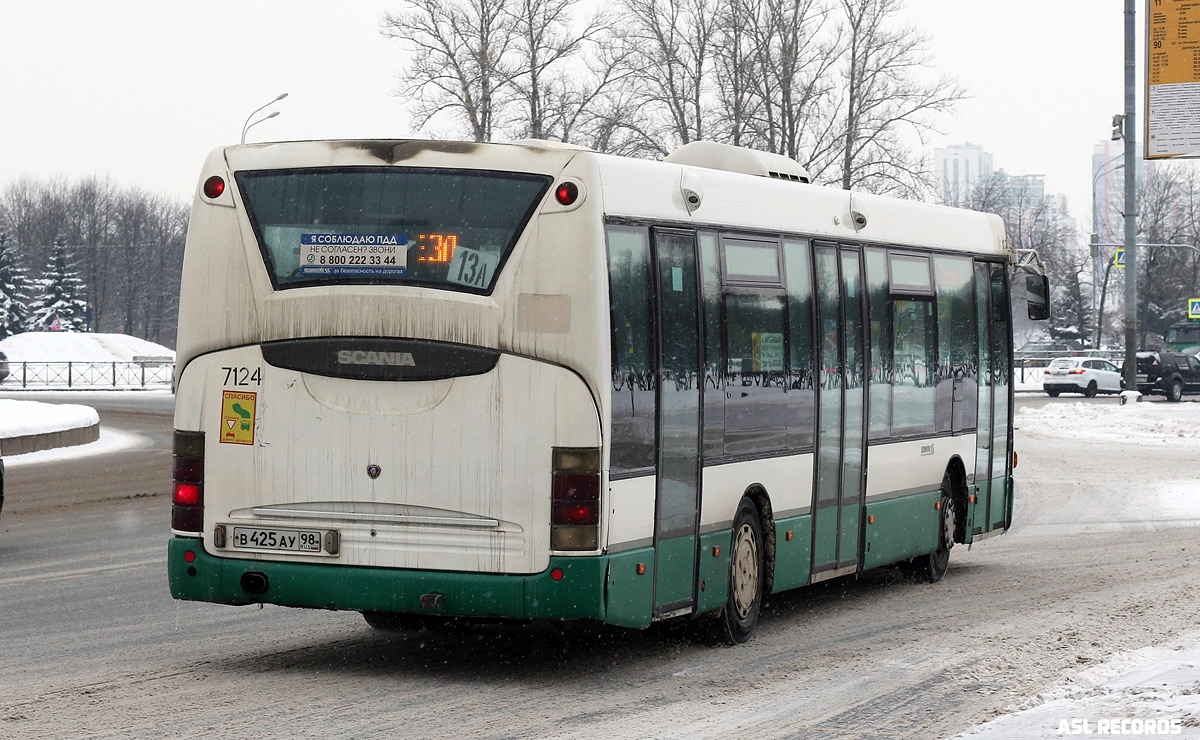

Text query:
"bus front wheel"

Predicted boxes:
[[714, 498, 765, 644]]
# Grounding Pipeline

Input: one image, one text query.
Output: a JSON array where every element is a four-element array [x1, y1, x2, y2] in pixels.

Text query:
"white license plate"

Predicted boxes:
[[231, 526, 329, 553], [1137, 374, 1148, 383]]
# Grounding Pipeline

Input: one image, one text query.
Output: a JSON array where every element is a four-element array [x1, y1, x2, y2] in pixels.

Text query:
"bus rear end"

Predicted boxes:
[[168, 140, 612, 625]]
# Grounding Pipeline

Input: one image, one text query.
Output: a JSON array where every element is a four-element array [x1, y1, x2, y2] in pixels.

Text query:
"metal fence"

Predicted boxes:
[[0, 361, 173, 389]]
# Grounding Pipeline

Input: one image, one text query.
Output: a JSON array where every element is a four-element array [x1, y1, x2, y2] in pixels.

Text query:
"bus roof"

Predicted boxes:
[[211, 138, 1010, 260]]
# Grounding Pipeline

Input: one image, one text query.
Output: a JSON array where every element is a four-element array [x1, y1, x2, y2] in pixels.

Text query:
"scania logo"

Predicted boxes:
[[336, 350, 416, 367], [367, 464, 382, 480]]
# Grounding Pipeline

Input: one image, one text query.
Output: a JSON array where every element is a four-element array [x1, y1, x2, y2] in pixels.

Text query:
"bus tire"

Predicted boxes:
[[917, 478, 955, 583], [714, 498, 765, 644]]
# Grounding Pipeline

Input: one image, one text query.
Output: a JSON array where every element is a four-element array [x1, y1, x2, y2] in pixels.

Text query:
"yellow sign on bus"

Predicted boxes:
[[220, 390, 257, 445]]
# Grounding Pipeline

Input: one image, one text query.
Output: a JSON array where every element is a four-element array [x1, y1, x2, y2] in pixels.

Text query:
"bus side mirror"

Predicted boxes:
[[1026, 274, 1051, 321]]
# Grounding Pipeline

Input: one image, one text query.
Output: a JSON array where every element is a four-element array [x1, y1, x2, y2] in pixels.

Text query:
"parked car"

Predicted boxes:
[[1016, 341, 1074, 360], [1132, 351, 1200, 401], [0, 350, 8, 383], [1042, 357, 1124, 397]]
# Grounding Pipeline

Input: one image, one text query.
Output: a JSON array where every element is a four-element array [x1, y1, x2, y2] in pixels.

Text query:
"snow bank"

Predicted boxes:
[[1016, 398, 1200, 447], [953, 631, 1200, 738], [0, 331, 174, 362], [0, 398, 98, 437]]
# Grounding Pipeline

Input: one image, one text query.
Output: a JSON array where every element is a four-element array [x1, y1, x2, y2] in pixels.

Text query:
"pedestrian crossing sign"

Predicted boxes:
[[1190, 298, 1200, 319], [1114, 248, 1126, 268]]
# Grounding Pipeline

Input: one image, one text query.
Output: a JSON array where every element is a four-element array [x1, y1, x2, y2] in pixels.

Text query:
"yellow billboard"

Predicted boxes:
[[1146, 0, 1200, 158]]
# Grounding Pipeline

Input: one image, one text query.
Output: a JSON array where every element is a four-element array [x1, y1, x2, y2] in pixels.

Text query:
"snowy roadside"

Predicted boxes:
[[0, 398, 98, 438], [952, 633, 1200, 738], [952, 398, 1200, 738]]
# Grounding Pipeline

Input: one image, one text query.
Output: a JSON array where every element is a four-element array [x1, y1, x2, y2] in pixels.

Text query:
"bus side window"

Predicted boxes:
[[864, 248, 892, 440], [699, 232, 725, 461], [933, 255, 978, 432], [784, 238, 815, 449], [722, 237, 787, 457], [606, 225, 657, 475]]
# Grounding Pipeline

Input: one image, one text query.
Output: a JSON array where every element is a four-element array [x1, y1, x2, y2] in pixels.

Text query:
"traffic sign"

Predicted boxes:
[[1115, 248, 1126, 268], [1190, 298, 1200, 319]]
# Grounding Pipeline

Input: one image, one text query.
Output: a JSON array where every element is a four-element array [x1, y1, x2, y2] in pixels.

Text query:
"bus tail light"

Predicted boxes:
[[551, 447, 601, 551], [172, 430, 205, 533]]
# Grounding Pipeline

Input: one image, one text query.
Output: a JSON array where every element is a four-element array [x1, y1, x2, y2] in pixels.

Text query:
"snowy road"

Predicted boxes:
[[1, 395, 1199, 738]]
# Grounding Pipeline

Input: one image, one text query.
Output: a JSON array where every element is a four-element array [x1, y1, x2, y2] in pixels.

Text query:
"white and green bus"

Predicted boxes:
[[169, 139, 1048, 642]]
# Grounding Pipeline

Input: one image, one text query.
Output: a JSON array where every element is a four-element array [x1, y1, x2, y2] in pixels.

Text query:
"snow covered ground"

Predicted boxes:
[[0, 332, 173, 445], [0, 331, 174, 362], [3, 359, 1200, 734], [0, 398, 97, 439]]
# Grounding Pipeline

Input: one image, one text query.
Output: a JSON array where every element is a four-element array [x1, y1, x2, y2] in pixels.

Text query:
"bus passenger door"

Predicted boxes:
[[972, 262, 1012, 538], [651, 229, 703, 616], [811, 245, 867, 581]]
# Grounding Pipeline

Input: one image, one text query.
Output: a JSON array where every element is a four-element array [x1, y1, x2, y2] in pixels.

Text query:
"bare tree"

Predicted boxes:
[[833, 0, 965, 195], [737, 0, 837, 163], [0, 176, 188, 344], [382, 0, 518, 141], [1134, 162, 1200, 347], [610, 0, 718, 156], [504, 0, 611, 140]]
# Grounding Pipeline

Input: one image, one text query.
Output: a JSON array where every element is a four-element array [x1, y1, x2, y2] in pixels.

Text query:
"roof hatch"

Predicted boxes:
[[664, 141, 811, 183]]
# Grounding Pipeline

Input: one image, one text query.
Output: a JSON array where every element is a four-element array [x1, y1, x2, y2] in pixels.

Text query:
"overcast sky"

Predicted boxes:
[[0, 1, 1140, 236]]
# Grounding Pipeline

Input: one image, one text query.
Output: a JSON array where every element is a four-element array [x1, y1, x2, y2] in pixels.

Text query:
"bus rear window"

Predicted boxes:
[[235, 167, 552, 292]]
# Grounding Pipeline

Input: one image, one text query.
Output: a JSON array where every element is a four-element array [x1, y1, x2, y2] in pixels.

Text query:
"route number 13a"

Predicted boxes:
[[448, 246, 499, 289]]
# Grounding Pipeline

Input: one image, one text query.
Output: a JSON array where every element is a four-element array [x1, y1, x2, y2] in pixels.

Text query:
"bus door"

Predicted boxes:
[[972, 262, 1012, 538], [811, 245, 867, 580], [650, 228, 703, 616]]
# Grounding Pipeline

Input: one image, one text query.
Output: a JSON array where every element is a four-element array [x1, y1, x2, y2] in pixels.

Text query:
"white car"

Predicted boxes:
[[1043, 357, 1124, 397]]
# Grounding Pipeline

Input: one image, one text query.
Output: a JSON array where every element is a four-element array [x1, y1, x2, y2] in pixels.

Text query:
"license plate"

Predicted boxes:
[[231, 526, 329, 553], [1136, 374, 1148, 383]]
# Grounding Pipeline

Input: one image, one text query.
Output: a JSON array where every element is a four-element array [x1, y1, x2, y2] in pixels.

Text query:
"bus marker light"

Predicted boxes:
[[701, 581, 706, 592], [184, 550, 196, 563], [637, 563, 646, 575], [786, 530, 793, 541], [555, 181, 579, 206], [935, 501, 942, 510], [551, 568, 564, 581], [203, 175, 226, 199], [868, 515, 875, 524], [970, 495, 977, 504], [1014, 451, 1019, 468], [713, 546, 720, 557]]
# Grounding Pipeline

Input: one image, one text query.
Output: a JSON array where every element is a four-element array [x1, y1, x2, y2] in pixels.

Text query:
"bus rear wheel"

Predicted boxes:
[[712, 498, 764, 644]]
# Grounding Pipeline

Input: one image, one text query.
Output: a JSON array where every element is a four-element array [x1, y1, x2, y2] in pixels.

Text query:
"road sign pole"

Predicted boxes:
[[1124, 0, 1138, 392]]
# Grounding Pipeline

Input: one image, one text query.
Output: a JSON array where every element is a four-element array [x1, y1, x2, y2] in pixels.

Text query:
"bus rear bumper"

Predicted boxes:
[[167, 537, 612, 622]]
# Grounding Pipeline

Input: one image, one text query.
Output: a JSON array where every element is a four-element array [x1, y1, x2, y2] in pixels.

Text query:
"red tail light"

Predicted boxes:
[[1069, 368, 1085, 375], [171, 430, 205, 533], [551, 447, 601, 551]]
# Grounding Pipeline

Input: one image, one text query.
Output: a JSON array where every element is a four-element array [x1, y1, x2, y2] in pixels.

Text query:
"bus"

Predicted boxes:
[[168, 139, 1049, 643], [1165, 321, 1200, 353]]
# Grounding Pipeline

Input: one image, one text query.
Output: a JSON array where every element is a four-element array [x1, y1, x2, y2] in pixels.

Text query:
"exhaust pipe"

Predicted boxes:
[[241, 572, 269, 594]]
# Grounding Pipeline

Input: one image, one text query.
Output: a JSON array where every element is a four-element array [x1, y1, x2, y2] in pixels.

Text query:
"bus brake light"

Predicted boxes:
[[551, 447, 601, 551], [171, 430, 206, 534]]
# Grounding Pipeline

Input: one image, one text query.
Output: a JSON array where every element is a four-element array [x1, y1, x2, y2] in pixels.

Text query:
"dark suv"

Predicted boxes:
[[1133, 351, 1200, 401]]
